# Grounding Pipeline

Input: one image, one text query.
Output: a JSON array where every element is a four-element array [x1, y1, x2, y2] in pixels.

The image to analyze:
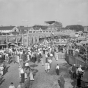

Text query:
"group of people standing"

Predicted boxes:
[[71, 64, 84, 88], [0, 40, 67, 88]]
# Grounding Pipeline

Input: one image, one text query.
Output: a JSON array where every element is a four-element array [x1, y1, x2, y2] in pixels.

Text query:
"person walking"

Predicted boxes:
[[17, 55, 20, 64], [9, 82, 15, 88], [20, 67, 25, 83], [55, 51, 58, 61], [76, 65, 84, 88], [72, 64, 77, 79], [59, 75, 65, 88], [47, 62, 50, 72], [48, 58, 52, 68], [29, 69, 34, 81], [56, 64, 60, 75]]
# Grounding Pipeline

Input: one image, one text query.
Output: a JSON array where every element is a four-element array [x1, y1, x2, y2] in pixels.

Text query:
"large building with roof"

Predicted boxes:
[[0, 21, 77, 47], [0, 26, 19, 34]]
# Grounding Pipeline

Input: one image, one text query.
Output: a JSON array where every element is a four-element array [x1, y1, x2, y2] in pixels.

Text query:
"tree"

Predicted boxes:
[[65, 25, 84, 32]]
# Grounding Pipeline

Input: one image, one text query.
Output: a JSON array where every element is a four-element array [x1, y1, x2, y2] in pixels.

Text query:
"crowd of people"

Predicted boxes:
[[0, 40, 67, 88], [1, 37, 87, 88]]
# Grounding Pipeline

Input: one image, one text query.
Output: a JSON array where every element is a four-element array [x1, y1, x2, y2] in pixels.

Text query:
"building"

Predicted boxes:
[[0, 26, 18, 35], [22, 25, 57, 46]]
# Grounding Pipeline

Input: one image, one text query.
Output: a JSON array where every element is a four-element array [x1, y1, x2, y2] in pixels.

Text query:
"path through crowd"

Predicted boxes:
[[31, 53, 73, 88], [0, 52, 73, 88]]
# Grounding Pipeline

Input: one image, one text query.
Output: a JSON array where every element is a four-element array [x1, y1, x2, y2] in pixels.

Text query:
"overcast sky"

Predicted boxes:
[[0, 0, 88, 27]]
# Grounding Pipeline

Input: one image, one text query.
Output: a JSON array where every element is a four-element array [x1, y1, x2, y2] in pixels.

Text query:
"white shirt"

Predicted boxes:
[[56, 65, 59, 69], [0, 66, 3, 71], [75, 49, 79, 52], [20, 69, 24, 73], [77, 67, 83, 72], [9, 85, 15, 88], [25, 63, 29, 66], [50, 54, 53, 57]]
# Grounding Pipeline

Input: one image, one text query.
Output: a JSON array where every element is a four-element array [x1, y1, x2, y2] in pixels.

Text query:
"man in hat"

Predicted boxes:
[[58, 75, 65, 88], [56, 64, 60, 75]]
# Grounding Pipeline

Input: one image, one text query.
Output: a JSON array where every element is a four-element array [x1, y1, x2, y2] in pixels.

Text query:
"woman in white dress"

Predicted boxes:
[[55, 51, 58, 61], [48, 58, 52, 68], [24, 72, 27, 81], [17, 55, 20, 64], [29, 70, 34, 81]]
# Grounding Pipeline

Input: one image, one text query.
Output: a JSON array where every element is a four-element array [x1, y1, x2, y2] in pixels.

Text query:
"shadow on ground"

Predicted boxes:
[[3, 66, 10, 76], [0, 77, 5, 85]]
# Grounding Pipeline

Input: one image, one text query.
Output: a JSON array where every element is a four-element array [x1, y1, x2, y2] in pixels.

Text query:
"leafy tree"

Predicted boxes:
[[65, 25, 84, 32]]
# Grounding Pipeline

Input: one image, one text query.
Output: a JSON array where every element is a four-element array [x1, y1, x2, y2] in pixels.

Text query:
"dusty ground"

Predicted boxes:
[[0, 53, 74, 88], [29, 56, 73, 88]]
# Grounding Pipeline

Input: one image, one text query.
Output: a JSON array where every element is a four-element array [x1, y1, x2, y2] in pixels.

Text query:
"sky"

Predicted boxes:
[[0, 0, 88, 27]]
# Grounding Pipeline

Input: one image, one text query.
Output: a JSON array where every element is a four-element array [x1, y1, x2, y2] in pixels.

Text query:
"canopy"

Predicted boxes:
[[80, 40, 88, 44]]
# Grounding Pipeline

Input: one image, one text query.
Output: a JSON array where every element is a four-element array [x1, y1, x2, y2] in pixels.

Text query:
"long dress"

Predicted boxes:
[[30, 71, 34, 81], [25, 72, 27, 79], [45, 63, 48, 71], [55, 52, 58, 61], [47, 63, 50, 71], [17, 55, 20, 63], [56, 66, 59, 75]]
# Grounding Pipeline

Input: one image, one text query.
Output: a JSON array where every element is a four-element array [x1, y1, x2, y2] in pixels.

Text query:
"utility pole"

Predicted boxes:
[[6, 34, 8, 48]]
